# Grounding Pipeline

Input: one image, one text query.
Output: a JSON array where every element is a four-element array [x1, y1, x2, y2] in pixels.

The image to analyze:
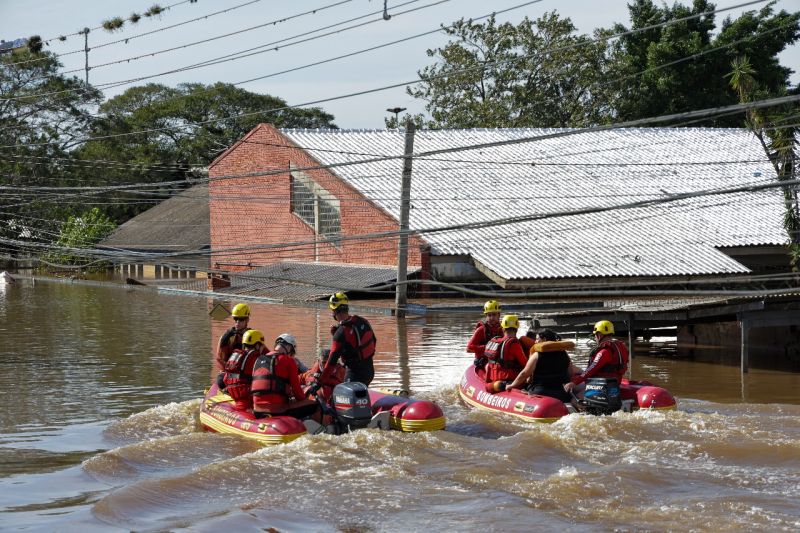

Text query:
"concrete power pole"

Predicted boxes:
[[395, 120, 415, 316], [83, 28, 90, 85]]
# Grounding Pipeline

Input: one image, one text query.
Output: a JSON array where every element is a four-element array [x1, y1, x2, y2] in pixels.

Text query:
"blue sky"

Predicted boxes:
[[2, 0, 798, 129]]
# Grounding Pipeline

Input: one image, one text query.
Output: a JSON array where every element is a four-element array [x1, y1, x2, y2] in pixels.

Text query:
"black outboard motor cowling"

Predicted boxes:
[[582, 377, 622, 415], [332, 382, 373, 429]]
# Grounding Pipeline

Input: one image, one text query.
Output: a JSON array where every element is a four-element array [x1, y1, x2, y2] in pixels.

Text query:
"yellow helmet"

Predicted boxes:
[[329, 292, 349, 310], [242, 329, 264, 346], [231, 303, 250, 319], [501, 314, 519, 330], [593, 320, 614, 335], [483, 300, 501, 314]]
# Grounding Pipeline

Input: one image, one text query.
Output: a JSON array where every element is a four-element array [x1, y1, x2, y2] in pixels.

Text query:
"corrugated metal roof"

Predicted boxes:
[[282, 128, 786, 280], [214, 261, 419, 301]]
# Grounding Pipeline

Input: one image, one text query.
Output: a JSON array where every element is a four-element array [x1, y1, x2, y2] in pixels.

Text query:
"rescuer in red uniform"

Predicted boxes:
[[483, 314, 528, 389], [565, 320, 630, 396], [307, 292, 376, 396], [215, 303, 252, 369], [468, 300, 504, 368], [221, 329, 266, 411], [251, 333, 317, 418]]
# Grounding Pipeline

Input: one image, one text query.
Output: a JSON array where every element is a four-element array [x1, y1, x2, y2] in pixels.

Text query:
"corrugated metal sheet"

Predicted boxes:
[[282, 128, 786, 280], [215, 261, 419, 301]]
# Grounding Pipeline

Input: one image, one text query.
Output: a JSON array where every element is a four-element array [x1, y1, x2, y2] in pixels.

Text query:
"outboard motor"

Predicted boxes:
[[332, 382, 373, 430], [582, 377, 622, 415]]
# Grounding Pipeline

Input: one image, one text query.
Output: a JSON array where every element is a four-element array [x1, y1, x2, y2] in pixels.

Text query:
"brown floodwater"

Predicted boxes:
[[1, 278, 799, 532]]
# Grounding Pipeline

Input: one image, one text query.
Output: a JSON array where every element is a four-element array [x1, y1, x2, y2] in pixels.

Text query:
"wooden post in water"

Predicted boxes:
[[740, 317, 750, 374]]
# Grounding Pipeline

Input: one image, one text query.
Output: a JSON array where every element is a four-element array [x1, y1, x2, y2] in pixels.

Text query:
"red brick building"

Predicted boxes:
[[208, 123, 428, 279]]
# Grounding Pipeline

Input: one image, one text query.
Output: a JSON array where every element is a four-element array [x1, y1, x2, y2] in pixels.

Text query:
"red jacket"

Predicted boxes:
[[302, 360, 345, 401], [251, 351, 305, 410], [572, 338, 629, 384], [484, 334, 527, 382], [467, 320, 504, 358]]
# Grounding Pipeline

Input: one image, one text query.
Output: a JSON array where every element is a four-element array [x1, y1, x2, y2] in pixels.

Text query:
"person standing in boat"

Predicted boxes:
[[468, 300, 504, 368], [221, 329, 266, 411], [308, 292, 377, 395], [504, 330, 578, 402], [251, 333, 317, 418], [215, 303, 252, 369], [483, 314, 528, 391], [564, 320, 630, 396]]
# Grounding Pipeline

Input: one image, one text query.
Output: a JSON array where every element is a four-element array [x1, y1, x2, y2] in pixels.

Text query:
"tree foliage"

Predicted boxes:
[[0, 48, 101, 251], [610, 0, 800, 125], [409, 13, 615, 128], [410, 2, 800, 128], [43, 207, 116, 269]]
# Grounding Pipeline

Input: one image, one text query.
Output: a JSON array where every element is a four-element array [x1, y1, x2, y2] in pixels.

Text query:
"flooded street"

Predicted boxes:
[[1, 279, 799, 532]]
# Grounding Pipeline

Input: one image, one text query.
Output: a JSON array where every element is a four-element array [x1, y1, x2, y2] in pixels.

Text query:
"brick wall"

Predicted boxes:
[[208, 124, 425, 272]]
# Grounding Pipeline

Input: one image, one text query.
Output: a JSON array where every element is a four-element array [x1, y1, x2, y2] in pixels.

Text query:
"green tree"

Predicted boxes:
[[728, 56, 800, 269], [408, 13, 615, 128], [0, 48, 102, 255], [609, 0, 800, 125], [43, 207, 116, 270]]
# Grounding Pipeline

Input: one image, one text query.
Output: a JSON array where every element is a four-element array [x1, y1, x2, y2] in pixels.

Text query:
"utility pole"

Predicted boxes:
[[82, 28, 90, 85], [395, 119, 415, 316]]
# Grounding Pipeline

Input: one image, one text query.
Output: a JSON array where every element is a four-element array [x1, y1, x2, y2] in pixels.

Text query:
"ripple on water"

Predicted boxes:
[[102, 399, 201, 443]]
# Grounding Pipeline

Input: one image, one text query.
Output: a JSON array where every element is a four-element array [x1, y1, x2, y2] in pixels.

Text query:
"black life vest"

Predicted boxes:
[[484, 336, 524, 370], [590, 338, 629, 377], [220, 326, 250, 354], [530, 350, 571, 388], [250, 352, 291, 399]]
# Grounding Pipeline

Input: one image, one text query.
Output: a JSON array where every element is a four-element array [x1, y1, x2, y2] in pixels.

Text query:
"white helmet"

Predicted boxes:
[[275, 333, 297, 350]]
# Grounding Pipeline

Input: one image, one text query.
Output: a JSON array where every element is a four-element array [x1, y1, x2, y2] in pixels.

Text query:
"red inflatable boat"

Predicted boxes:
[[200, 381, 445, 445], [459, 365, 676, 423]]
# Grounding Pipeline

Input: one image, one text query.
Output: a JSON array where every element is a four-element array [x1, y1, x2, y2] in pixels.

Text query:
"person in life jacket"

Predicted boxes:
[[519, 319, 542, 356], [505, 329, 580, 402], [467, 300, 504, 368], [215, 303, 252, 369], [301, 348, 345, 403], [221, 329, 266, 411], [565, 320, 630, 396], [308, 292, 377, 395], [483, 314, 528, 388], [251, 333, 318, 419]]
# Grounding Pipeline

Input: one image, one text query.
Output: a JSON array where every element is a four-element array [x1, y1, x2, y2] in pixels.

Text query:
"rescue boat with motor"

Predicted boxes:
[[199, 381, 446, 445], [458, 364, 676, 423]]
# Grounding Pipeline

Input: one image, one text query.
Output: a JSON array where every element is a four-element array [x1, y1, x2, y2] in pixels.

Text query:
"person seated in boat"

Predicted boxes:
[[468, 300, 504, 369], [215, 303, 252, 369], [505, 330, 578, 402], [221, 329, 266, 411], [301, 349, 345, 403], [564, 320, 630, 397], [251, 333, 318, 419], [483, 314, 528, 389]]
